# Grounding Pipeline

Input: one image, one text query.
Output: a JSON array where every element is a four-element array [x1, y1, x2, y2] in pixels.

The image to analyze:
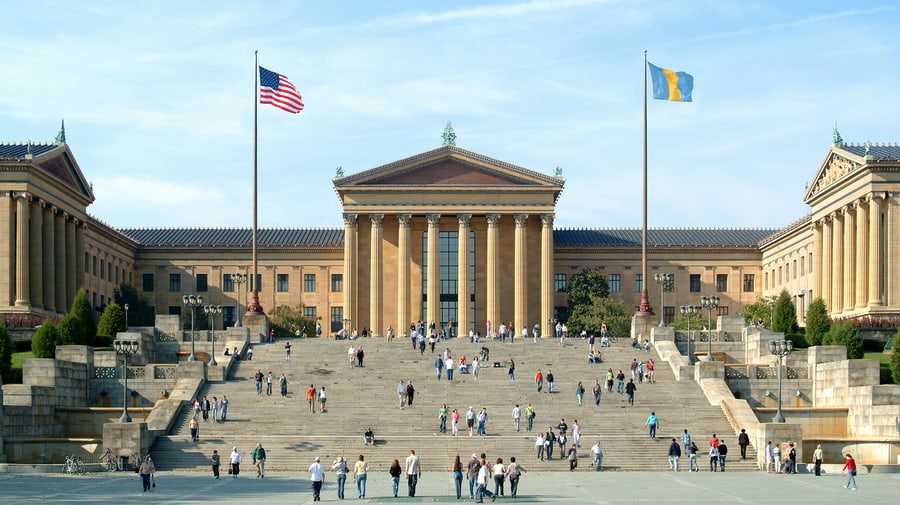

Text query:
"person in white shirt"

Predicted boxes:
[[445, 357, 455, 381], [308, 456, 325, 502], [476, 456, 496, 502], [512, 405, 522, 432], [590, 441, 603, 471]]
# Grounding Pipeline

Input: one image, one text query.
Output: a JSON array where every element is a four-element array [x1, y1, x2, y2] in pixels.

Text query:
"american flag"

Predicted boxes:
[[259, 66, 304, 114]]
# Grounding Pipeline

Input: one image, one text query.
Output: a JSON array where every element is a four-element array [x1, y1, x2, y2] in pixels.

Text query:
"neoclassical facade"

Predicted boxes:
[[2, 126, 897, 333]]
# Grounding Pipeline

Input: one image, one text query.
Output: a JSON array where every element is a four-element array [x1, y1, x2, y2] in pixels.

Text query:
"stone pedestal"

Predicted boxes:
[[650, 326, 674, 343], [757, 422, 803, 471], [695, 360, 724, 381], [244, 314, 269, 344], [103, 422, 150, 469], [631, 313, 654, 342], [178, 360, 207, 381]]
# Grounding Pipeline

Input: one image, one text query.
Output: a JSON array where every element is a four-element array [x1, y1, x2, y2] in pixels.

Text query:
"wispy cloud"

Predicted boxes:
[[695, 7, 900, 42], [368, 0, 619, 28]]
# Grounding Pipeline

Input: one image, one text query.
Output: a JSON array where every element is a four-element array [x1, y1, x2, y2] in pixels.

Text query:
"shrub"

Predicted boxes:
[[823, 320, 863, 359], [890, 330, 900, 385], [57, 314, 86, 346], [0, 320, 14, 384], [97, 302, 127, 342], [804, 298, 830, 346], [32, 320, 59, 358], [70, 289, 96, 345]]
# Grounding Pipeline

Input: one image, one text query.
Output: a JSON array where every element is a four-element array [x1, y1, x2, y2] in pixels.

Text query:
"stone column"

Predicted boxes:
[[868, 194, 883, 307], [820, 216, 832, 313], [75, 221, 85, 292], [457, 214, 471, 338], [854, 200, 868, 309], [66, 217, 77, 309], [397, 214, 411, 334], [811, 221, 822, 303], [369, 213, 384, 337], [485, 214, 500, 337], [342, 213, 358, 333], [513, 213, 529, 333], [29, 200, 43, 309], [842, 205, 855, 312], [43, 205, 56, 312], [55, 210, 66, 312], [831, 211, 843, 314], [426, 214, 441, 326], [14, 193, 30, 307], [541, 214, 554, 339]]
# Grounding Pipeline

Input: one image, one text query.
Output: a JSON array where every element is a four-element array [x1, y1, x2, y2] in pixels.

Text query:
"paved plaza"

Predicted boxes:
[[1, 470, 898, 504]]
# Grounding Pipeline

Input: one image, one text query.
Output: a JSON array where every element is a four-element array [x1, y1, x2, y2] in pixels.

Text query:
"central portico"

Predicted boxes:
[[334, 143, 564, 337]]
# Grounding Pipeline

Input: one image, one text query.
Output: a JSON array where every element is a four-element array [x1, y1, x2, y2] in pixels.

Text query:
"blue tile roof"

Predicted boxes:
[[118, 228, 344, 247], [553, 228, 778, 248], [839, 143, 900, 161], [0, 142, 60, 159]]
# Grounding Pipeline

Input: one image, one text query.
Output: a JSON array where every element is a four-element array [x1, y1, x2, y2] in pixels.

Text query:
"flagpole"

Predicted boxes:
[[247, 50, 264, 316], [636, 50, 652, 316]]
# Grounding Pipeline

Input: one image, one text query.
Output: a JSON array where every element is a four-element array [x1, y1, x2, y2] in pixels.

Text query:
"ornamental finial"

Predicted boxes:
[[832, 121, 843, 147], [441, 121, 456, 146], [55, 119, 66, 144]]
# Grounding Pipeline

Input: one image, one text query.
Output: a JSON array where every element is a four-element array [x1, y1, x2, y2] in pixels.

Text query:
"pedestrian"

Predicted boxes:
[[405, 450, 421, 497], [435, 355, 444, 380], [668, 438, 681, 471], [547, 370, 555, 393], [508, 358, 515, 380], [647, 359, 656, 383], [406, 381, 416, 407], [544, 428, 556, 460], [773, 442, 782, 473], [590, 440, 603, 471], [318, 386, 327, 413], [592, 380, 602, 407], [308, 456, 325, 502], [473, 356, 480, 380], [266, 371, 273, 396], [211, 450, 220, 478], [306, 384, 317, 413], [220, 395, 228, 422], [709, 433, 720, 448], [576, 381, 585, 406], [332, 456, 348, 499], [348, 344, 356, 367], [254, 369, 263, 395], [682, 429, 691, 454], [718, 439, 729, 471], [616, 370, 626, 394], [230, 447, 242, 478], [525, 403, 535, 432], [813, 444, 824, 476], [285, 341, 292, 361], [397, 380, 407, 409], [439, 404, 449, 433], [535, 433, 545, 461], [246, 346, 253, 360], [476, 408, 489, 437], [492, 457, 506, 496], [201, 396, 210, 421], [605, 368, 614, 392], [467, 406, 476, 436], [567, 444, 578, 471], [572, 420, 582, 447], [138, 455, 155, 492], [467, 453, 481, 499], [842, 453, 857, 490], [787, 442, 797, 474], [252, 443, 267, 478], [451, 455, 464, 499], [280, 373, 288, 397], [689, 441, 699, 472], [630, 358, 638, 381], [211, 396, 219, 422], [451, 408, 460, 436], [709, 445, 719, 472], [765, 441, 774, 473], [738, 428, 750, 459], [533, 323, 540, 342], [475, 454, 496, 503], [645, 412, 658, 439], [269, 328, 275, 342], [354, 454, 368, 498], [357, 346, 365, 367], [535, 369, 543, 392], [507, 457, 525, 497], [389, 459, 402, 497], [512, 404, 521, 432], [189, 417, 199, 442], [625, 379, 636, 405], [445, 356, 455, 381]]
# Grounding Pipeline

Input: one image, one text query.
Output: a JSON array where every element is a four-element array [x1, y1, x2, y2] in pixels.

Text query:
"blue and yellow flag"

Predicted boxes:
[[648, 62, 693, 102]]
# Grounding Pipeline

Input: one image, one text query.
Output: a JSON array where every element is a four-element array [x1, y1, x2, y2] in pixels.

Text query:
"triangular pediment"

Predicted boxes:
[[803, 146, 864, 203]]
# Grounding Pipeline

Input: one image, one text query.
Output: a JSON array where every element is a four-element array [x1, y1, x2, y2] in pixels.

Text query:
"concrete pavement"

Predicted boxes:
[[1, 470, 898, 504]]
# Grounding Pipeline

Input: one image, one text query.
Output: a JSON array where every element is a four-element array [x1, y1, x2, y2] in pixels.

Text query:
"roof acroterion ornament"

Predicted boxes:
[[335, 166, 344, 177], [441, 121, 456, 146], [55, 119, 66, 145], [554, 166, 564, 178], [832, 121, 843, 147]]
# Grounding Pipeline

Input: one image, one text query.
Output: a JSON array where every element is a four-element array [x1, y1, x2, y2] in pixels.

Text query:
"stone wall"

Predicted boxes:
[[815, 359, 880, 408], [847, 385, 900, 438], [1, 385, 59, 437]]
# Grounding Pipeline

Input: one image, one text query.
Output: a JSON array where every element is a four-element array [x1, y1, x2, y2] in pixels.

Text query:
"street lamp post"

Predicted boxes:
[[182, 294, 203, 361], [768, 339, 794, 422], [654, 273, 674, 327], [680, 305, 698, 362], [204, 304, 222, 367], [124, 303, 129, 330], [232, 272, 247, 328], [769, 302, 775, 330], [113, 339, 139, 423], [700, 295, 720, 361]]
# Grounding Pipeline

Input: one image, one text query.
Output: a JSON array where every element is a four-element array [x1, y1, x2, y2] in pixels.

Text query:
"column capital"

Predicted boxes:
[[369, 213, 384, 227], [343, 213, 358, 227], [15, 191, 32, 201], [514, 213, 529, 227], [426, 213, 441, 226], [38, 198, 49, 208], [867, 192, 886, 203], [853, 198, 866, 210], [457, 213, 472, 227], [397, 213, 412, 226], [540, 213, 554, 227], [486, 213, 501, 227]]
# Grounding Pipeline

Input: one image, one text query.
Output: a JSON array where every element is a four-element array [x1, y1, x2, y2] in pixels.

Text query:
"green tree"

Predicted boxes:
[[70, 289, 97, 345], [741, 295, 777, 327], [113, 283, 156, 327], [57, 314, 86, 346], [890, 329, 900, 384], [32, 320, 59, 359], [804, 297, 830, 346], [823, 320, 863, 359], [773, 289, 799, 335], [97, 302, 127, 340], [567, 296, 630, 339], [566, 268, 610, 310], [670, 310, 706, 331], [0, 320, 14, 384], [269, 304, 317, 338]]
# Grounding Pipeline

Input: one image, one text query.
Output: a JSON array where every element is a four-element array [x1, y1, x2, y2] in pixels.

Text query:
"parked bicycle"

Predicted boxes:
[[63, 453, 85, 475], [102, 448, 118, 472]]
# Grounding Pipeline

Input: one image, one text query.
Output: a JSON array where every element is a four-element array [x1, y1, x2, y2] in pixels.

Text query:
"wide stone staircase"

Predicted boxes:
[[150, 335, 756, 472]]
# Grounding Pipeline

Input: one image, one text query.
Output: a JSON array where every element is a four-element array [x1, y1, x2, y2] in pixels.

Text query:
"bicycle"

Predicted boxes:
[[63, 453, 85, 475], [102, 448, 119, 472]]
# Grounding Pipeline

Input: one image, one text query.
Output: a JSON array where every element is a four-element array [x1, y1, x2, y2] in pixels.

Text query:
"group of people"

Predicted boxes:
[[253, 369, 289, 397], [533, 418, 582, 470], [189, 395, 230, 440], [307, 450, 422, 501]]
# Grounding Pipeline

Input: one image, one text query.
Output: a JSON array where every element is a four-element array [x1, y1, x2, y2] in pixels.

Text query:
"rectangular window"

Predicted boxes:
[[331, 274, 343, 292], [169, 273, 181, 293], [785, 264, 790, 281], [609, 274, 621, 293], [252, 274, 262, 292], [635, 274, 643, 293], [304, 274, 316, 293], [100, 260, 105, 279], [800, 257, 805, 276], [304, 306, 317, 318], [168, 306, 181, 316], [778, 266, 782, 285], [277, 274, 289, 292], [108, 263, 112, 282], [115, 267, 120, 284], [743, 274, 755, 292], [663, 277, 674, 293], [223, 306, 236, 327], [716, 274, 728, 292], [223, 274, 235, 292], [809, 253, 813, 274], [92, 255, 97, 275], [663, 306, 675, 325], [554, 274, 567, 292], [331, 306, 343, 333], [84, 252, 90, 273], [764, 272, 768, 290], [142, 273, 155, 292], [196, 274, 208, 292], [689, 274, 701, 293]]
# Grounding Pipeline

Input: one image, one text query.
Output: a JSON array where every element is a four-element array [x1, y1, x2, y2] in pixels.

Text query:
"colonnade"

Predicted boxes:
[[342, 212, 555, 337], [812, 192, 884, 315], [11, 192, 85, 312]]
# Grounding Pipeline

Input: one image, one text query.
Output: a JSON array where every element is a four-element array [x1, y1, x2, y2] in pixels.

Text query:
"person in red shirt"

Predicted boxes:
[[842, 453, 857, 490], [709, 434, 720, 448], [535, 369, 544, 392]]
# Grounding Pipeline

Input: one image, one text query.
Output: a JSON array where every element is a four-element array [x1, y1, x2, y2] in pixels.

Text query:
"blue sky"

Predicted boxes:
[[2, 0, 899, 230]]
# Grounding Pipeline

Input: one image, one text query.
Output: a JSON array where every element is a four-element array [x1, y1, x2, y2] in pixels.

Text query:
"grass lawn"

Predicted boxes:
[[864, 351, 895, 384], [11, 351, 35, 368]]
